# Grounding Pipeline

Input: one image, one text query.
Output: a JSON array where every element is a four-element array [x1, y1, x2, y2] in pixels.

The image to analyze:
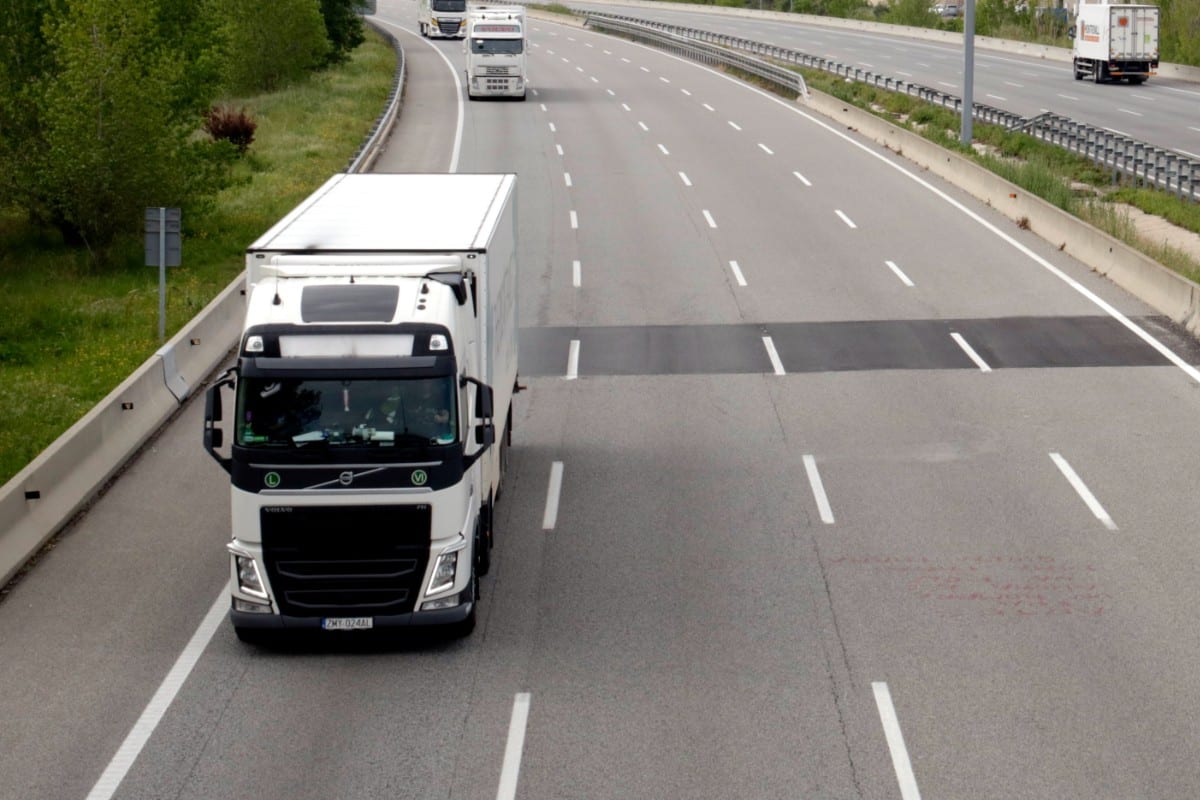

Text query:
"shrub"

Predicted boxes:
[[204, 105, 257, 154]]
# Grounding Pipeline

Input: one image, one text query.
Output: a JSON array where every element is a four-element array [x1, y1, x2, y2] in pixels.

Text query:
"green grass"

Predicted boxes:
[[0, 30, 395, 485]]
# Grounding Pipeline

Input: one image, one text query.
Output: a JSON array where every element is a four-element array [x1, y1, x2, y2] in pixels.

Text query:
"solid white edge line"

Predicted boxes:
[[572, 260, 581, 288], [702, 210, 717, 228], [565, 339, 580, 380], [802, 454, 835, 524], [729, 260, 747, 287], [495, 693, 532, 800], [1049, 452, 1118, 530], [886, 260, 915, 287], [373, 20, 463, 173], [542, 464, 564, 530], [762, 336, 785, 375], [872, 682, 923, 800], [609, 36, 1200, 389], [86, 592, 228, 800], [950, 332, 992, 372], [835, 209, 857, 229]]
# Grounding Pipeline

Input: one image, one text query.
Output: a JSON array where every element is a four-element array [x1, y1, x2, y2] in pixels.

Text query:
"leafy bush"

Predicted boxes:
[[204, 106, 257, 154]]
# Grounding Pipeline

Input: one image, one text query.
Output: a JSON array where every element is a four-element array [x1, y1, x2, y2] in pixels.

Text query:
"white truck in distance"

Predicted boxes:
[[1072, 0, 1159, 83], [203, 173, 519, 642], [418, 0, 467, 38], [465, 6, 526, 100]]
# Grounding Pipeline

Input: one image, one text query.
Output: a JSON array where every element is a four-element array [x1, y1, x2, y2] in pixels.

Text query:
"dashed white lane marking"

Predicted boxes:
[[762, 336, 785, 375], [728, 120, 742, 131], [565, 340, 579, 381], [793, 171, 812, 186], [703, 103, 715, 111], [543, 464, 564, 529], [569, 210, 578, 229], [548, 122, 556, 133], [564, 173, 572, 187], [728, 260, 747, 286], [885, 260, 915, 287], [572, 260, 581, 288], [950, 332, 991, 372], [873, 682, 923, 800], [835, 209, 857, 228], [658, 144, 670, 155], [702, 210, 717, 228], [803, 454, 834, 523], [758, 143, 774, 155], [1050, 453, 1118, 530], [621, 103, 631, 111], [638, 121, 648, 131], [556, 144, 564, 156], [679, 172, 692, 186], [496, 692, 531, 800]]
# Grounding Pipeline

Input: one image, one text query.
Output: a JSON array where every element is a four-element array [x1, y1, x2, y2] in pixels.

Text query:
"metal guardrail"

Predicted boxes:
[[584, 11, 1199, 202], [346, 20, 406, 174], [584, 15, 807, 101]]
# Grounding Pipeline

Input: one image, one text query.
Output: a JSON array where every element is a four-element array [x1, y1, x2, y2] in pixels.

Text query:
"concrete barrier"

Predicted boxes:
[[0, 280, 245, 587], [804, 90, 1200, 337]]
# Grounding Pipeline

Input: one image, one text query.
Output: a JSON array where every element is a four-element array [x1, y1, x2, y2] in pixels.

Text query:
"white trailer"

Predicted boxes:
[[203, 173, 519, 642], [465, 6, 527, 100], [418, 0, 467, 38], [1072, 1, 1159, 83]]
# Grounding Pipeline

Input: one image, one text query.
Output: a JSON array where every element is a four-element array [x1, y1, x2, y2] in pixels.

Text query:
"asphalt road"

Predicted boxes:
[[570, 1, 1200, 159], [4, 2, 1200, 798]]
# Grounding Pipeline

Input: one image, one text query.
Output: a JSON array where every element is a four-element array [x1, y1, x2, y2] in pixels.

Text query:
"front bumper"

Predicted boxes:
[[230, 586, 475, 630]]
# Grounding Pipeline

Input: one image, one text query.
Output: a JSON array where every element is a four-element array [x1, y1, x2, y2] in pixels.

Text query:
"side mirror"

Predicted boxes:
[[475, 382, 494, 419], [203, 370, 236, 474], [475, 423, 495, 446]]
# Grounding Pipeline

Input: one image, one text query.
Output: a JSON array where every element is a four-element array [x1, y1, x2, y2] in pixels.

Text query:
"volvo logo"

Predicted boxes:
[[339, 471, 354, 486]]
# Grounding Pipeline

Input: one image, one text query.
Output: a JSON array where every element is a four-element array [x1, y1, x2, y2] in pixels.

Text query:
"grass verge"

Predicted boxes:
[[0, 29, 396, 485]]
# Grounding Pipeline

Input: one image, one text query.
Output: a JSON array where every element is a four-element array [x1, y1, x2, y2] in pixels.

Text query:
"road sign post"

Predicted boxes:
[[145, 207, 181, 341]]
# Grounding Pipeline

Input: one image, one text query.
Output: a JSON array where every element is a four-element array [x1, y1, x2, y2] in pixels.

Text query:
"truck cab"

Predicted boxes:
[[419, 0, 467, 38], [465, 6, 526, 100]]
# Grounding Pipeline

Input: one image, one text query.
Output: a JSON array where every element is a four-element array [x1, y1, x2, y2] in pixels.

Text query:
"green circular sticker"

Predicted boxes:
[[411, 469, 428, 486], [264, 471, 281, 489]]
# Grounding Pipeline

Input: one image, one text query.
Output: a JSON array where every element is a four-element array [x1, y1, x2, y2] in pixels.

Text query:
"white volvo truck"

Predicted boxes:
[[1072, 1, 1159, 83], [418, 0, 467, 38], [465, 6, 526, 100], [203, 173, 519, 641]]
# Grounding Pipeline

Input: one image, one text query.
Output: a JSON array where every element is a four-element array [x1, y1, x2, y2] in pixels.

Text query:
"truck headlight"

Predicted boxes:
[[236, 555, 268, 599], [427, 550, 458, 595]]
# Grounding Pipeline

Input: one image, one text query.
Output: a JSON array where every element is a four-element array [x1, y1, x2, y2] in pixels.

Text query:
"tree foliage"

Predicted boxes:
[[213, 0, 330, 94], [33, 0, 232, 255], [320, 0, 367, 66]]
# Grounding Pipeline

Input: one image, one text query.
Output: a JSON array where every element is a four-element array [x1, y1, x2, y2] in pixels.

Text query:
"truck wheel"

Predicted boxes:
[[477, 512, 492, 577], [1094, 62, 1106, 84]]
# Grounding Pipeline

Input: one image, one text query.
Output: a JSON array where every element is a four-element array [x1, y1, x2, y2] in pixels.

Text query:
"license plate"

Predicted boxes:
[[322, 617, 373, 631]]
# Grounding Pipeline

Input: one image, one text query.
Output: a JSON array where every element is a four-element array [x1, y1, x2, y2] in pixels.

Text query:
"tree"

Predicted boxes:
[[319, 0, 366, 67], [35, 0, 231, 256], [0, 0, 64, 222], [213, 0, 330, 94]]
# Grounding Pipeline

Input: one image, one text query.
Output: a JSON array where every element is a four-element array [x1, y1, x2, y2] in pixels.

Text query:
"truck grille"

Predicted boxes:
[[485, 65, 514, 76], [437, 19, 461, 35], [261, 504, 430, 617]]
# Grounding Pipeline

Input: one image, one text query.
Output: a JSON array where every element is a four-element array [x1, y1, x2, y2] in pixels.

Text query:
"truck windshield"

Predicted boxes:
[[236, 376, 457, 448], [471, 38, 523, 54], [432, 0, 466, 10]]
